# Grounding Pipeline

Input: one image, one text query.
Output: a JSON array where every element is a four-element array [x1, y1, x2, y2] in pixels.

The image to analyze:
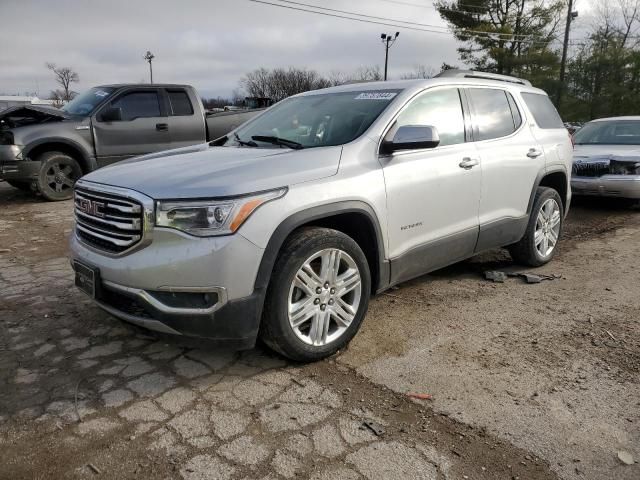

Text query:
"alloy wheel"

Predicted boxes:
[[534, 198, 561, 258], [287, 248, 362, 346], [44, 160, 77, 194]]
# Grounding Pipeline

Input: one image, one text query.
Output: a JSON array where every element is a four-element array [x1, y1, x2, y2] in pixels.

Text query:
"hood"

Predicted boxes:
[[83, 143, 342, 199], [0, 104, 69, 129], [573, 144, 640, 159]]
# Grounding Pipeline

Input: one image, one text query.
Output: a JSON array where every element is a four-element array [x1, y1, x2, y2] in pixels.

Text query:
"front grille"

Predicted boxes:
[[572, 161, 610, 178], [74, 187, 144, 254]]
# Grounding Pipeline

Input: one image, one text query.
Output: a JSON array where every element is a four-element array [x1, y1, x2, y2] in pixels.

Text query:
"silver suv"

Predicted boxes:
[[70, 70, 573, 362]]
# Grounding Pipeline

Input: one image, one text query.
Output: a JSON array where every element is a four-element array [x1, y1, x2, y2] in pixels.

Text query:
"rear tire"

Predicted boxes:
[[260, 227, 371, 362], [36, 151, 82, 201], [508, 187, 564, 267], [6, 180, 33, 192]]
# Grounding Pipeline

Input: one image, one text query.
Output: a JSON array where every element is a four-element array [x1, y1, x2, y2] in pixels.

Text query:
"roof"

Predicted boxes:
[[298, 74, 545, 98], [590, 116, 640, 122], [95, 83, 192, 89], [0, 96, 34, 102]]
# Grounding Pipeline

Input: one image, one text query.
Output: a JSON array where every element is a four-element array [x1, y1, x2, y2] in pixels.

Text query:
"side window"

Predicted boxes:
[[521, 93, 564, 129], [468, 88, 518, 141], [111, 91, 161, 120], [391, 88, 465, 147], [168, 90, 194, 116]]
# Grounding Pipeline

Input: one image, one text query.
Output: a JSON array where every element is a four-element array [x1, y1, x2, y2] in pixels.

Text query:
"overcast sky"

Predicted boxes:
[[1, 0, 597, 99]]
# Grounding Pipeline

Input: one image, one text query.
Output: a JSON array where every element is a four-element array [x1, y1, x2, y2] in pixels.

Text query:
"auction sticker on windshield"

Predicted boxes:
[[355, 92, 397, 100]]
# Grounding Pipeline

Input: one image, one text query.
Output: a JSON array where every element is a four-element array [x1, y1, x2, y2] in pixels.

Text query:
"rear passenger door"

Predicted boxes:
[[164, 88, 207, 148], [93, 88, 171, 166], [466, 87, 543, 251]]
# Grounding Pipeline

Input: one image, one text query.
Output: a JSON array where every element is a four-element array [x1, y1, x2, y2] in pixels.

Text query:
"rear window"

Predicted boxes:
[[521, 93, 563, 129], [168, 90, 194, 116], [468, 88, 521, 140]]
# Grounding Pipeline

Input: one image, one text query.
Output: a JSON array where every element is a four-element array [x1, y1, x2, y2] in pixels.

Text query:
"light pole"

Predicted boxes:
[[557, 1, 578, 108], [381, 32, 400, 81], [144, 51, 155, 84]]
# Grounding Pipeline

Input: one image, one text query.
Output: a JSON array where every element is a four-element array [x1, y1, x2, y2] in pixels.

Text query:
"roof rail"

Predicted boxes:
[[435, 69, 532, 86]]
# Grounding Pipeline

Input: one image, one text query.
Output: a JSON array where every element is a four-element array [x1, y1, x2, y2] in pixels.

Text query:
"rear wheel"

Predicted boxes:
[[6, 180, 33, 192], [36, 151, 82, 201], [260, 227, 371, 362], [508, 187, 563, 266]]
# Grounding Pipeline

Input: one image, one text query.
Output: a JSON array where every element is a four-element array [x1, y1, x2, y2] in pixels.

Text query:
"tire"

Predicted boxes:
[[260, 227, 371, 362], [508, 187, 564, 267], [6, 180, 33, 192], [36, 151, 82, 201]]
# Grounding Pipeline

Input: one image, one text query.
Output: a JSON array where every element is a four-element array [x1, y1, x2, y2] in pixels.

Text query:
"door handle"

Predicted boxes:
[[156, 123, 169, 131], [527, 148, 543, 158], [459, 157, 479, 169]]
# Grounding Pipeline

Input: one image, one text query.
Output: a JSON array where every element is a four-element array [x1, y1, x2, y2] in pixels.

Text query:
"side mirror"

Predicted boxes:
[[381, 125, 440, 154], [100, 106, 122, 122]]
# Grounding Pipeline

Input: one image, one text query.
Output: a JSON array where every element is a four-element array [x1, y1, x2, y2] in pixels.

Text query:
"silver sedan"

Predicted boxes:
[[571, 116, 640, 200]]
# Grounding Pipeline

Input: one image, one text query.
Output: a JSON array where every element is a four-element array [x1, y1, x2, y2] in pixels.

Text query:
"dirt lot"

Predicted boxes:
[[0, 182, 638, 480]]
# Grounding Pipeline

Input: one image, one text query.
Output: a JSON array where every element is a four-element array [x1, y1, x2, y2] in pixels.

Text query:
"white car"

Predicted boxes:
[[572, 116, 640, 200]]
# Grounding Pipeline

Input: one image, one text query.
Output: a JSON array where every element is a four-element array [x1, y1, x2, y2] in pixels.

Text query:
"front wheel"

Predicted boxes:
[[260, 227, 371, 362], [36, 151, 82, 201], [508, 187, 564, 267]]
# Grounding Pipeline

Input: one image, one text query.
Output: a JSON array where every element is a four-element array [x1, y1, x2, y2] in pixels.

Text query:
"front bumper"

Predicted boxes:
[[69, 227, 266, 348], [0, 145, 40, 181], [571, 175, 640, 199]]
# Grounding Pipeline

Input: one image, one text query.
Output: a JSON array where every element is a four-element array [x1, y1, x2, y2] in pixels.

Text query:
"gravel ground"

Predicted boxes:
[[0, 182, 638, 480]]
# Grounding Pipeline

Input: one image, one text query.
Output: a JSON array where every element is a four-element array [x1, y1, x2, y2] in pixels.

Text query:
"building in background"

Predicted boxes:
[[0, 96, 59, 112]]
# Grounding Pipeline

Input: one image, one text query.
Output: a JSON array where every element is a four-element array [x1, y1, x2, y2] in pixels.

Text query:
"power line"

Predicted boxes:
[[250, 0, 557, 41], [375, 0, 485, 11]]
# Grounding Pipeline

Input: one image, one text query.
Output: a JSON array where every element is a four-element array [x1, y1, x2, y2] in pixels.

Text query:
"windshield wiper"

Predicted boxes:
[[251, 135, 304, 150], [234, 132, 258, 147]]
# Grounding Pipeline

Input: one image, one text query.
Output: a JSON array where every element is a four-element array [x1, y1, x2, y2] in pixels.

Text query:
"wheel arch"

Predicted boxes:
[[253, 201, 389, 299], [528, 168, 569, 214], [23, 138, 94, 174]]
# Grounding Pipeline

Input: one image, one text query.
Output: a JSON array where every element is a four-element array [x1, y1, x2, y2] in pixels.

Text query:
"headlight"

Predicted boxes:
[[156, 188, 286, 236]]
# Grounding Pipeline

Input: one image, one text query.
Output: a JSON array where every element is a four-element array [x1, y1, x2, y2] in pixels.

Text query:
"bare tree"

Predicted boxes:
[[400, 65, 437, 79], [351, 65, 382, 82], [241, 67, 330, 102], [46, 63, 79, 102], [48, 89, 67, 108]]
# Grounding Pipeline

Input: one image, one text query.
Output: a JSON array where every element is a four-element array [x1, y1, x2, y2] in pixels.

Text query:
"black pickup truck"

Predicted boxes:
[[0, 84, 267, 200]]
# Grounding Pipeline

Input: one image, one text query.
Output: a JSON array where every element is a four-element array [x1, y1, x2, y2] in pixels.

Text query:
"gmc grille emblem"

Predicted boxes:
[[77, 198, 105, 218]]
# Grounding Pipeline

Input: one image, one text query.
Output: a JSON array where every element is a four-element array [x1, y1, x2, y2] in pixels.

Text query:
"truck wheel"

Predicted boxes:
[[6, 180, 33, 192], [36, 151, 82, 201], [508, 187, 564, 267], [260, 227, 371, 362]]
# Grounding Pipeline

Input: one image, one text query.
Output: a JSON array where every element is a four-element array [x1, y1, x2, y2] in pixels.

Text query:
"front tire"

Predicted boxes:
[[509, 187, 564, 267], [260, 227, 371, 362], [36, 151, 82, 201]]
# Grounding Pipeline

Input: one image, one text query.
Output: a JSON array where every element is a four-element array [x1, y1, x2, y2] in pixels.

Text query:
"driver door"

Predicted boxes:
[[381, 87, 482, 284], [92, 88, 171, 166]]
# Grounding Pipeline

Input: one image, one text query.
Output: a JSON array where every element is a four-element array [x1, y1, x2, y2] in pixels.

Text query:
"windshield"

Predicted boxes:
[[574, 120, 640, 145], [62, 87, 114, 116], [228, 90, 401, 149]]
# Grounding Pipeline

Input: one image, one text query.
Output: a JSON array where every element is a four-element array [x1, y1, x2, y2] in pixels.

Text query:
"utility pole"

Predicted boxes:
[[557, 0, 578, 108], [144, 51, 155, 84], [380, 32, 400, 81]]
